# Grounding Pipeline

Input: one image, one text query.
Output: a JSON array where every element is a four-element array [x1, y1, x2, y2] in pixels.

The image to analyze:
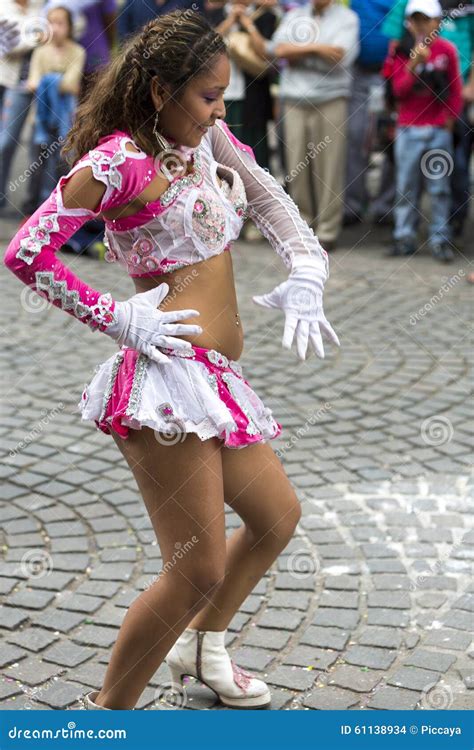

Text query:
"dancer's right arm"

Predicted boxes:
[[3, 136, 202, 362]]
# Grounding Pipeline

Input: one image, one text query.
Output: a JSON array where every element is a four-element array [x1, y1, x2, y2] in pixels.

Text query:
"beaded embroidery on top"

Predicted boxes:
[[35, 272, 117, 331], [15, 214, 60, 266], [89, 147, 127, 191]]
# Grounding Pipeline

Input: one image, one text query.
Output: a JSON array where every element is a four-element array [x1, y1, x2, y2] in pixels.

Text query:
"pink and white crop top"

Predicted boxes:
[[3, 118, 329, 333]]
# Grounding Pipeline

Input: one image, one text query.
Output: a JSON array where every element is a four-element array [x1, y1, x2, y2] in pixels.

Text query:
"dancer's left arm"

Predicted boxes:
[[208, 119, 339, 361]]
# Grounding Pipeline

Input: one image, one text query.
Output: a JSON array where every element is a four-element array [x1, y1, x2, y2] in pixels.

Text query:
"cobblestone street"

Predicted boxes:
[[0, 181, 472, 711]]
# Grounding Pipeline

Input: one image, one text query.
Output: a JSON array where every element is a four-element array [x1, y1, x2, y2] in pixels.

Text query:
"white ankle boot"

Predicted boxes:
[[164, 627, 271, 709], [83, 690, 111, 710]]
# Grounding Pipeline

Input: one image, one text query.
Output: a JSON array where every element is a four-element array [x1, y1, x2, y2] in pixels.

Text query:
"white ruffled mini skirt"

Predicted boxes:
[[77, 344, 282, 449]]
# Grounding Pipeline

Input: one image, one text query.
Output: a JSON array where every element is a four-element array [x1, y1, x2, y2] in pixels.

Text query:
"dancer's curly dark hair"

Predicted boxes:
[[61, 10, 227, 165]]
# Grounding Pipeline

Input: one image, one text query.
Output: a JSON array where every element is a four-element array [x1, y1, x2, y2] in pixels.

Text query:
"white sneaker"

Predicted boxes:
[[164, 628, 271, 709]]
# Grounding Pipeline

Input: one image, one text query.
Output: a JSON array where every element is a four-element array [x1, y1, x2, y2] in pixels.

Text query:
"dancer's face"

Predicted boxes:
[[150, 52, 230, 148]]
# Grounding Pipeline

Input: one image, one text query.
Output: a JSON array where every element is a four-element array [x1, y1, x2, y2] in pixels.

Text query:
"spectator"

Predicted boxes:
[[343, 0, 395, 225], [383, 0, 463, 262], [382, 0, 474, 239], [249, 0, 360, 251], [21, 5, 85, 216], [215, 1, 249, 141], [0, 0, 44, 212]]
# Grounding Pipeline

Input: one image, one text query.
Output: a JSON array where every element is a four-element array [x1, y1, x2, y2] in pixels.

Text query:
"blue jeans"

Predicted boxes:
[[394, 125, 453, 248], [0, 86, 33, 208]]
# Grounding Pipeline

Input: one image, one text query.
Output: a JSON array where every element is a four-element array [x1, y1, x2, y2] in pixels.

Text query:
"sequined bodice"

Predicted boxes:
[[102, 136, 248, 277]]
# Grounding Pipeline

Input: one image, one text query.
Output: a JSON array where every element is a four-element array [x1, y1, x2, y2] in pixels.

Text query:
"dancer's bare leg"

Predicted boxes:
[[94, 428, 226, 709], [187, 442, 301, 631]]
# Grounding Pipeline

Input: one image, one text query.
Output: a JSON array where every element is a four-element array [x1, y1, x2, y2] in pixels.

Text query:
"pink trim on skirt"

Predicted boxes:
[[87, 344, 282, 449]]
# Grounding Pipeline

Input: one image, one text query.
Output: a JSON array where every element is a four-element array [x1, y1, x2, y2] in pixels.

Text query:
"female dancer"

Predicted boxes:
[[3, 11, 339, 710]]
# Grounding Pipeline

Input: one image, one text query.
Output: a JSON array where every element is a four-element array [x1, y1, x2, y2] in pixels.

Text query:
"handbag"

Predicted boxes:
[[227, 7, 273, 79]]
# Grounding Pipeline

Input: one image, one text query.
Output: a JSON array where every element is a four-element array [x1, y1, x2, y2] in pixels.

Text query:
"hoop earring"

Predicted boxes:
[[153, 110, 172, 153]]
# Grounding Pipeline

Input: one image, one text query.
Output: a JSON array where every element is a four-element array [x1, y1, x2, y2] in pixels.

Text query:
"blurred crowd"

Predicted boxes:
[[0, 0, 473, 265]]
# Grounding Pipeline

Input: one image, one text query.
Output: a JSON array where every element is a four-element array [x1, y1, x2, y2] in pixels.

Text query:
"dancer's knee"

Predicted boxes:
[[178, 563, 226, 606]]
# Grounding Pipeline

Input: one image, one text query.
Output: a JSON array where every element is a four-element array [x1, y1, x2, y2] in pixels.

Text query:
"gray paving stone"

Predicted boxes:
[[357, 627, 403, 649], [368, 685, 421, 710], [2, 656, 63, 686], [31, 610, 85, 633], [328, 665, 383, 693], [258, 609, 304, 631], [319, 591, 359, 609], [424, 629, 472, 651], [267, 591, 310, 610], [0, 606, 30, 629], [367, 609, 410, 627], [323, 575, 359, 591], [266, 665, 317, 691], [387, 667, 442, 692], [282, 646, 338, 671], [312, 608, 360, 629], [56, 593, 105, 614], [232, 647, 274, 672], [34, 679, 85, 709], [300, 626, 350, 651], [28, 571, 76, 591], [403, 649, 456, 673], [416, 593, 448, 609], [442, 610, 472, 631], [42, 641, 97, 668], [5, 589, 55, 610], [368, 591, 411, 609], [344, 645, 397, 670], [6, 629, 59, 653], [0, 644, 28, 668], [242, 628, 291, 651], [75, 580, 123, 598], [273, 569, 316, 590], [302, 686, 359, 710]]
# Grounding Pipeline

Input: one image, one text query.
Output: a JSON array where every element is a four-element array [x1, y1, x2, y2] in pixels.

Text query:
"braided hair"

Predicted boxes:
[[61, 10, 227, 165]]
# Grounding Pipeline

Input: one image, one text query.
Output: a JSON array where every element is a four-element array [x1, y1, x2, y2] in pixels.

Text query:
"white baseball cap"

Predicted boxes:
[[405, 0, 443, 17]]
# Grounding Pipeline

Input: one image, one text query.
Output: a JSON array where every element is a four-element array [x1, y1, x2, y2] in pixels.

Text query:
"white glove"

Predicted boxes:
[[104, 283, 202, 364], [252, 256, 340, 360], [0, 19, 20, 56]]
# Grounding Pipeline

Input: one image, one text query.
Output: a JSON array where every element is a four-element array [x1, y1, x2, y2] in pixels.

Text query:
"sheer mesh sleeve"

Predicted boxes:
[[208, 119, 329, 279], [3, 132, 152, 332]]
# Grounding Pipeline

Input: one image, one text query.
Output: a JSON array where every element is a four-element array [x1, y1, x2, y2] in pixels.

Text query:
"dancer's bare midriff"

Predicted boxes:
[[133, 250, 244, 362]]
